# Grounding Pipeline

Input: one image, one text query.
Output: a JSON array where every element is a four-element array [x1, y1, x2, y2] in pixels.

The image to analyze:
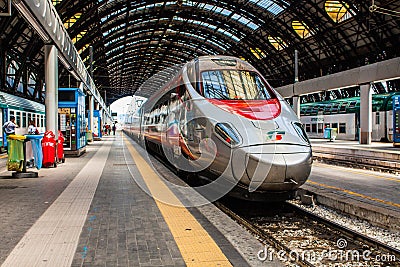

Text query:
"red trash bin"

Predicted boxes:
[[57, 131, 65, 163], [42, 131, 56, 168]]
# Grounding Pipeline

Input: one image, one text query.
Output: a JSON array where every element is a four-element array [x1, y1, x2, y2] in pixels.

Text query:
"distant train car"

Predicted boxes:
[[125, 56, 312, 201], [300, 93, 400, 141], [0, 91, 45, 149]]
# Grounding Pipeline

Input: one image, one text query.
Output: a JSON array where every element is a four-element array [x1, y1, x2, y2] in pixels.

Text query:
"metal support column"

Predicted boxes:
[[293, 96, 301, 118], [45, 45, 58, 140], [0, 38, 6, 90], [89, 95, 94, 131], [292, 50, 300, 118], [360, 83, 372, 144]]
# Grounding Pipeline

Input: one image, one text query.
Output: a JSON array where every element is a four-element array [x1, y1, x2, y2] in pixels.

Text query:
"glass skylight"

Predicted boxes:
[[248, 0, 289, 16], [292, 21, 313, 39], [268, 36, 288, 50], [325, 1, 354, 23]]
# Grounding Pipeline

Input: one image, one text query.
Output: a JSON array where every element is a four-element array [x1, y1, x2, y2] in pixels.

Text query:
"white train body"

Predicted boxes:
[[125, 56, 313, 201]]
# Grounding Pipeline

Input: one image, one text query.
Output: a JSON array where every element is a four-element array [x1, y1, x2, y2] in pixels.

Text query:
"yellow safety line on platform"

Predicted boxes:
[[307, 180, 400, 208], [124, 136, 232, 267], [313, 162, 400, 183]]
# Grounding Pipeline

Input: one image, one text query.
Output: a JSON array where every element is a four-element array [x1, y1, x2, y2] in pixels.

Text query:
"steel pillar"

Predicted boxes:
[[45, 45, 58, 140], [89, 95, 94, 131], [293, 96, 301, 118], [360, 83, 372, 144]]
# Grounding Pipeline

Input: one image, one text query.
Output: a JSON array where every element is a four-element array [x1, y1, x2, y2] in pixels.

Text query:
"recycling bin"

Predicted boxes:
[[42, 131, 57, 168]]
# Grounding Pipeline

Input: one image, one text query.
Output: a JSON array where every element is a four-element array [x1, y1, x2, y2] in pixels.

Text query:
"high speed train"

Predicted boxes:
[[124, 56, 312, 201]]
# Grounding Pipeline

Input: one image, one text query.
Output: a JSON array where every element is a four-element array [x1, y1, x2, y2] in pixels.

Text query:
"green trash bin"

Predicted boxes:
[[86, 130, 93, 143], [7, 135, 26, 172]]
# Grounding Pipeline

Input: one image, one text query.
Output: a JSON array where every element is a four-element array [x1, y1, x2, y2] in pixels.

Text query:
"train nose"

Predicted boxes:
[[231, 145, 312, 191]]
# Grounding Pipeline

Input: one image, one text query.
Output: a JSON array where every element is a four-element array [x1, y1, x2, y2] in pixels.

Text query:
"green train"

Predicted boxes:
[[0, 91, 45, 149], [300, 92, 400, 141]]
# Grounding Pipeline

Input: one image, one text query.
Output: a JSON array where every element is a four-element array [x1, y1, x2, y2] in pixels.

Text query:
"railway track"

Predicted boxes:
[[216, 200, 400, 267], [312, 151, 400, 174], [129, 135, 400, 266]]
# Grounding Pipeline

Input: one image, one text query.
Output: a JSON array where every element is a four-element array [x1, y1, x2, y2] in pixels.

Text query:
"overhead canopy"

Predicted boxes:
[[1, 0, 399, 104]]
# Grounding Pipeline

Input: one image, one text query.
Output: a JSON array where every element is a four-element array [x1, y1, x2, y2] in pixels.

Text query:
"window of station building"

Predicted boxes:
[[268, 36, 288, 51], [305, 124, 311, 133], [339, 123, 346, 134], [325, 1, 354, 23], [311, 123, 317, 133], [292, 21, 313, 39], [332, 122, 338, 130], [318, 123, 324, 133]]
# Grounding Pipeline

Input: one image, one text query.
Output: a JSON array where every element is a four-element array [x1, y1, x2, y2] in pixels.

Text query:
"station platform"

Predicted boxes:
[[300, 138, 400, 231], [0, 133, 281, 267], [310, 138, 400, 171]]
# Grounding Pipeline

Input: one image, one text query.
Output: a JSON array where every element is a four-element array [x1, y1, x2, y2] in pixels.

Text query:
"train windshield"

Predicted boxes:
[[201, 70, 273, 100]]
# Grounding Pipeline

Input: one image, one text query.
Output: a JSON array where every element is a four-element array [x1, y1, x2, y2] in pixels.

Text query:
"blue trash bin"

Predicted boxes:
[[25, 134, 44, 170]]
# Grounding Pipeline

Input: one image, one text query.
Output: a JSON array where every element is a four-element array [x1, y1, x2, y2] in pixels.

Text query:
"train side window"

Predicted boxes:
[[305, 124, 311, 132], [339, 123, 346, 134], [349, 101, 356, 108], [16, 112, 21, 126], [339, 103, 347, 112], [331, 104, 339, 113], [332, 122, 338, 130], [22, 112, 27, 127], [311, 123, 317, 133], [375, 113, 380, 125]]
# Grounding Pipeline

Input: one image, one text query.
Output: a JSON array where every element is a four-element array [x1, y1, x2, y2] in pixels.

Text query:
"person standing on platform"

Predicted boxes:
[[27, 120, 39, 135], [3, 116, 18, 136], [2, 115, 19, 152], [112, 124, 116, 136]]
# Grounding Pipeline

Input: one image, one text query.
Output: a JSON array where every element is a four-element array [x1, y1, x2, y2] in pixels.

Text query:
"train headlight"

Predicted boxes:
[[215, 123, 241, 147]]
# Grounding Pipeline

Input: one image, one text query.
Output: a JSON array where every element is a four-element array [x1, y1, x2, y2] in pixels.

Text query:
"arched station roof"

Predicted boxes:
[[0, 0, 399, 104]]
